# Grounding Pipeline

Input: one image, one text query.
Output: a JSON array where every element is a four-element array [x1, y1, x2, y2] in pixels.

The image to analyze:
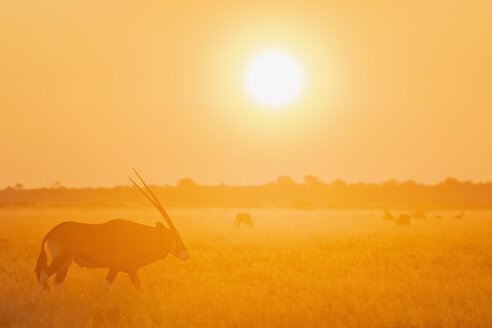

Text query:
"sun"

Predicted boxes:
[[244, 50, 305, 108]]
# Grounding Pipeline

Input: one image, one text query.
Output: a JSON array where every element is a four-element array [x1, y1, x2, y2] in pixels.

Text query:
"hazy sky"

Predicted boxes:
[[1, 0, 491, 187]]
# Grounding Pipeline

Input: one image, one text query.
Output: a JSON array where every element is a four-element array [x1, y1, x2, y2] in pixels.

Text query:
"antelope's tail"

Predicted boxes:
[[34, 235, 48, 281]]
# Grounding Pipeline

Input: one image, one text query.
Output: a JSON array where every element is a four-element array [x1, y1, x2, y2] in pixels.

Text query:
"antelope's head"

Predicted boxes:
[[170, 230, 189, 261], [131, 169, 189, 261], [155, 221, 189, 261]]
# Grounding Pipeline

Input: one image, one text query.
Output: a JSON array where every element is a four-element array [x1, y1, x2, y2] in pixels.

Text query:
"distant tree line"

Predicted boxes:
[[1, 176, 491, 209]]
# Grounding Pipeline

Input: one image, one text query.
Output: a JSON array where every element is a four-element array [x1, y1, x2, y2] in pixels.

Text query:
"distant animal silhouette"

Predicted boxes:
[[383, 210, 396, 221], [35, 170, 188, 291], [453, 212, 464, 219], [412, 210, 426, 219], [395, 213, 410, 226], [235, 213, 253, 227]]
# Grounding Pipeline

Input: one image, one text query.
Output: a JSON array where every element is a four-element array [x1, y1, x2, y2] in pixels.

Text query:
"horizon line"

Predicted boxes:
[[2, 176, 490, 190]]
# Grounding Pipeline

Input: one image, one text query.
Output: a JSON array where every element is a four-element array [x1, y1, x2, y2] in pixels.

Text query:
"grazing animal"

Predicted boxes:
[[453, 212, 464, 219], [395, 213, 410, 226], [412, 210, 426, 219], [35, 170, 188, 291], [234, 213, 253, 227], [383, 210, 396, 221]]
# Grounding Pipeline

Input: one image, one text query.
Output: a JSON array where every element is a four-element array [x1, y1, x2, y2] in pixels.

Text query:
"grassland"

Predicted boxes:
[[0, 207, 491, 327]]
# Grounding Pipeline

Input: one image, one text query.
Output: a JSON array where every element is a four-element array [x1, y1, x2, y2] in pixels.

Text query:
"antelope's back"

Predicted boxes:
[[46, 219, 167, 272]]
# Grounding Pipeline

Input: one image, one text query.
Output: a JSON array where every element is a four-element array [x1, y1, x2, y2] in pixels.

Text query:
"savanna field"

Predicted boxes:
[[0, 207, 491, 327]]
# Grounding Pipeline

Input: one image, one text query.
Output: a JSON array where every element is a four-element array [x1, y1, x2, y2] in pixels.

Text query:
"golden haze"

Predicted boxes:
[[1, 1, 491, 327], [1, 207, 491, 327], [1, 1, 491, 187]]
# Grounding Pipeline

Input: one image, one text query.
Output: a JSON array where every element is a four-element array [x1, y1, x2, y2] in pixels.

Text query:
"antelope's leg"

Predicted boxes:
[[38, 271, 49, 291], [54, 259, 72, 290], [128, 271, 140, 289], [40, 254, 70, 291], [46, 254, 71, 276], [105, 268, 119, 290]]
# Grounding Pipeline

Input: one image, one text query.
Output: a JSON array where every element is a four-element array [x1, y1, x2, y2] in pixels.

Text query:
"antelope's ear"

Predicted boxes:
[[156, 221, 165, 229]]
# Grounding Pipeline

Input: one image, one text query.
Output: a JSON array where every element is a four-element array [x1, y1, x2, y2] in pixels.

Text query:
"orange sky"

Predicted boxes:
[[1, 0, 491, 188]]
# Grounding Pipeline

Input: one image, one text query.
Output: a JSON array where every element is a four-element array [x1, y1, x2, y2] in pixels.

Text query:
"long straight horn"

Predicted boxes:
[[132, 169, 177, 231], [129, 177, 159, 209]]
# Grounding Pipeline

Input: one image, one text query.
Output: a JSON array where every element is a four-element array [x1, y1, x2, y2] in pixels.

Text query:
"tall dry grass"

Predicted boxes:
[[0, 207, 491, 327]]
